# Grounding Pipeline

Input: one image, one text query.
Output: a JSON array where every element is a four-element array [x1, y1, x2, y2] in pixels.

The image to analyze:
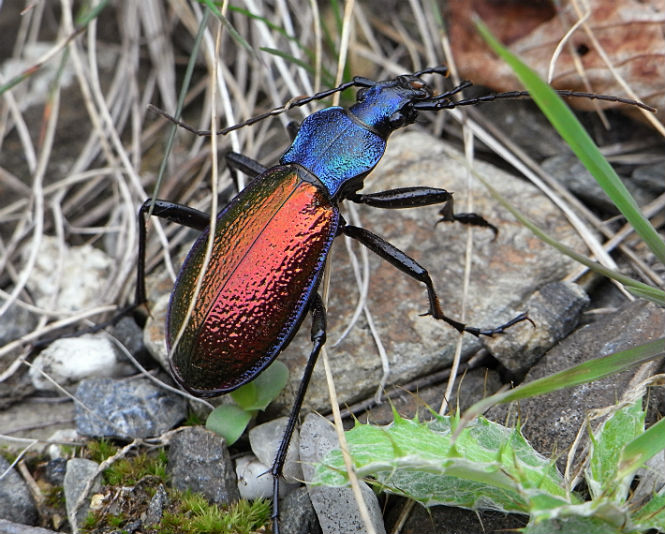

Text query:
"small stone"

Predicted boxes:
[[75, 377, 186, 439], [45, 429, 81, 460], [235, 455, 298, 500], [0, 456, 38, 525], [44, 458, 68, 486], [484, 281, 589, 374], [249, 417, 302, 483], [167, 426, 240, 504], [0, 299, 38, 346], [25, 235, 113, 312], [64, 458, 101, 529], [144, 484, 168, 526], [299, 414, 386, 534], [30, 334, 133, 391], [280, 486, 322, 534]]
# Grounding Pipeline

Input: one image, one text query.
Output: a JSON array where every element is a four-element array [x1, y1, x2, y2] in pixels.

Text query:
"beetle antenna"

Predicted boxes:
[[149, 65, 456, 137], [148, 79, 363, 137], [415, 88, 656, 112]]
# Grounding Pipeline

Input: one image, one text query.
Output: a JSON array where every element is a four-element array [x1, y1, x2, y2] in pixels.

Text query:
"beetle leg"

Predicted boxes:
[[225, 151, 268, 191], [349, 187, 497, 236], [271, 293, 327, 531], [286, 120, 300, 141], [342, 224, 527, 336], [135, 198, 210, 305]]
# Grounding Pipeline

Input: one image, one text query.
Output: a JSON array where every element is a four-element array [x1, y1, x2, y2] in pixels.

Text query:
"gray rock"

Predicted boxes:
[[631, 162, 665, 194], [279, 486, 321, 534], [0, 456, 37, 526], [300, 413, 386, 534], [144, 483, 168, 526], [488, 299, 665, 471], [144, 131, 588, 417], [109, 316, 146, 361], [542, 154, 653, 211], [64, 458, 101, 529], [44, 458, 67, 486], [167, 426, 239, 504], [0, 519, 60, 534], [249, 417, 302, 482], [75, 377, 186, 439], [484, 281, 590, 374], [0, 300, 37, 346]]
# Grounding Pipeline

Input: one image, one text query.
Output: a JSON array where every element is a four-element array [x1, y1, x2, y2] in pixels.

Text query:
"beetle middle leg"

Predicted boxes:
[[341, 224, 527, 336], [270, 292, 327, 530], [349, 186, 498, 235]]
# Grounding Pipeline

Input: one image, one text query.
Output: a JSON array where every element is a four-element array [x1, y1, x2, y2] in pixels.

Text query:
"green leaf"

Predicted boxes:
[[205, 404, 252, 446], [587, 399, 645, 501], [314, 414, 573, 514], [231, 360, 289, 411], [618, 414, 665, 482], [633, 492, 665, 532]]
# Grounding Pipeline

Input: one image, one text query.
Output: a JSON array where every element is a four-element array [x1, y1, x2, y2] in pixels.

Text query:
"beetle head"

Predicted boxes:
[[349, 72, 444, 138]]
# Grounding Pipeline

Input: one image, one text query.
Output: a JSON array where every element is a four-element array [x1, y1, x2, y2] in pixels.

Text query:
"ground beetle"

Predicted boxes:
[[137, 66, 651, 530]]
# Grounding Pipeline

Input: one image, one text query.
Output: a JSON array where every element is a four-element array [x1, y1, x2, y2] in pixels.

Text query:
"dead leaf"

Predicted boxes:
[[447, 0, 665, 121]]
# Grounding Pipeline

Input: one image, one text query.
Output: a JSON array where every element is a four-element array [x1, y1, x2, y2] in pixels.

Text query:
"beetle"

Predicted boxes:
[[136, 66, 651, 530]]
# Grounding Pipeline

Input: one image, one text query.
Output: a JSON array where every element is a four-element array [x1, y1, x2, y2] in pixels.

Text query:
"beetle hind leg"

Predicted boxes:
[[341, 224, 528, 337], [270, 293, 327, 532]]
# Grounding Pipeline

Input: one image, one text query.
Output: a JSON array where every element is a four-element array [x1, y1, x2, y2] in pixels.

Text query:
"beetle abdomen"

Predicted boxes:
[[168, 165, 338, 396]]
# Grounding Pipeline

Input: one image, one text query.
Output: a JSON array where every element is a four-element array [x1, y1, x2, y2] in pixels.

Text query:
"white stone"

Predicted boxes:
[[249, 416, 303, 483], [30, 334, 133, 390], [235, 455, 298, 500], [25, 235, 113, 312], [46, 429, 81, 460]]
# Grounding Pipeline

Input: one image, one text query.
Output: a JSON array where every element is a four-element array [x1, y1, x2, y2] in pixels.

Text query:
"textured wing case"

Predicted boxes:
[[168, 165, 338, 396]]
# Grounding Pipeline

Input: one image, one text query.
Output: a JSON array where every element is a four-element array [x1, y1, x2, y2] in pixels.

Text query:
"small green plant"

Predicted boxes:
[[205, 360, 289, 445], [315, 394, 665, 533], [161, 490, 271, 534], [87, 438, 118, 463], [102, 449, 168, 486]]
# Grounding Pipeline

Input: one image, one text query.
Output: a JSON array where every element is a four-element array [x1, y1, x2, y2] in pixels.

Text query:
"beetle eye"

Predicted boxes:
[[388, 111, 406, 129]]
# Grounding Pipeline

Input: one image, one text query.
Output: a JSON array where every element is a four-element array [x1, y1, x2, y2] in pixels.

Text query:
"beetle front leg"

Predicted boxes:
[[135, 199, 210, 306], [349, 187, 497, 236], [342, 224, 526, 336], [271, 293, 326, 532], [225, 152, 268, 191]]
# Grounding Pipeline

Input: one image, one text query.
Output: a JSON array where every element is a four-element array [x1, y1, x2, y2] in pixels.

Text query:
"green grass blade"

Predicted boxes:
[[468, 164, 665, 305], [461, 339, 665, 426], [476, 19, 665, 266], [617, 414, 665, 481]]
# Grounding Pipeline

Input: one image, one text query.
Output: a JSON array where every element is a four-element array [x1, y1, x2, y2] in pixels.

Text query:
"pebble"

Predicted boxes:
[[29, 334, 134, 391], [75, 376, 186, 439], [24, 235, 113, 312], [249, 416, 302, 483], [299, 413, 386, 534], [63, 458, 101, 529], [0, 456, 37, 526], [167, 426, 240, 504]]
